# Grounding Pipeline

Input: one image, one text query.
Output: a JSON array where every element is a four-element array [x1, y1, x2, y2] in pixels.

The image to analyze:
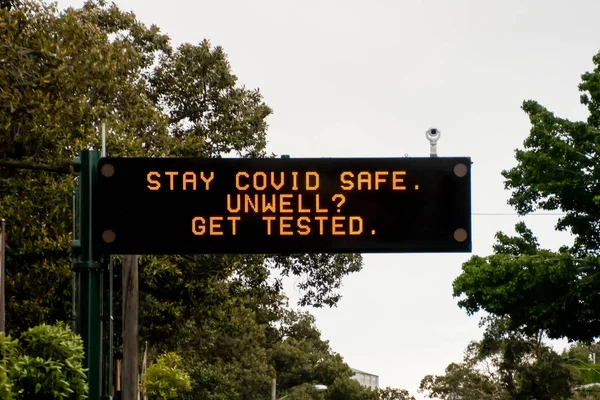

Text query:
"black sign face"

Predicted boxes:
[[93, 157, 471, 254]]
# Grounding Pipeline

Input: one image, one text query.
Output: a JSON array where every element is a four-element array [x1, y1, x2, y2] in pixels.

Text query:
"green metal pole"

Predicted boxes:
[[103, 255, 114, 399], [73, 149, 103, 400]]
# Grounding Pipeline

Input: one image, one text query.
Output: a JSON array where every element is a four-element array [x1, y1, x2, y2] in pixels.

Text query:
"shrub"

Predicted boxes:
[[142, 352, 191, 400], [19, 322, 87, 398], [0, 323, 88, 399]]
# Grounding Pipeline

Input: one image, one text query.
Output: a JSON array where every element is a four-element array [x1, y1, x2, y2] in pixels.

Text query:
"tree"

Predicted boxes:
[[322, 379, 415, 400], [420, 362, 502, 400], [0, 0, 362, 336], [148, 40, 270, 158], [419, 317, 577, 400], [270, 310, 353, 393], [175, 295, 274, 399], [503, 66, 600, 257], [269, 310, 416, 400], [325, 378, 374, 400], [1, 1, 371, 397], [137, 269, 415, 400], [375, 387, 416, 400], [452, 47, 600, 342], [452, 222, 593, 341], [0, 0, 172, 334]]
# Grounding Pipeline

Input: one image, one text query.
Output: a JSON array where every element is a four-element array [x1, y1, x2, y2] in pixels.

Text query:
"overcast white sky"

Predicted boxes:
[[57, 0, 600, 397]]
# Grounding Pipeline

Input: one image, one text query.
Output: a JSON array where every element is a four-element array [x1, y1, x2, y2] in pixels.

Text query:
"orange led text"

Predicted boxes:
[[339, 171, 407, 190], [147, 171, 215, 191], [235, 171, 320, 191], [262, 215, 364, 236], [226, 193, 328, 213], [192, 216, 241, 236]]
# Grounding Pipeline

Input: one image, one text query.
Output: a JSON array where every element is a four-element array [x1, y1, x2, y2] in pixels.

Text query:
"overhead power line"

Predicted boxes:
[[472, 212, 566, 216]]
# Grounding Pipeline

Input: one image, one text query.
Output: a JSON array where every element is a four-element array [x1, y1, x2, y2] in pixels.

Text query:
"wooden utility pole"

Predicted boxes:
[[122, 254, 138, 400]]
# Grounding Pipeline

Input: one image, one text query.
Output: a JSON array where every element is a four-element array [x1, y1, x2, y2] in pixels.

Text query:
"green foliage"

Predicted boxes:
[[142, 352, 191, 400], [573, 364, 598, 386], [176, 298, 274, 400], [0, 1, 376, 398], [10, 355, 74, 399], [501, 49, 600, 256], [264, 309, 417, 400], [18, 322, 87, 398], [321, 379, 415, 400], [430, 47, 600, 398], [503, 105, 600, 255], [517, 350, 575, 399], [324, 379, 416, 400], [20, 323, 84, 365], [0, 0, 172, 334], [420, 317, 576, 400], [374, 387, 416, 400], [165, 296, 415, 400], [0, 361, 14, 400], [325, 377, 373, 400], [149, 40, 271, 158], [452, 223, 596, 341], [1, 0, 363, 342], [0, 323, 87, 399], [562, 343, 600, 386], [574, 391, 600, 400], [268, 254, 363, 308], [0, 333, 19, 361], [420, 359, 504, 400], [271, 310, 353, 392], [452, 47, 600, 342], [0, 333, 18, 399]]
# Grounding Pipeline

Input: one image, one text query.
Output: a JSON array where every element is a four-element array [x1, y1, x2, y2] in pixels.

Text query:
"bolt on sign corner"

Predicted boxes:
[[93, 157, 472, 255]]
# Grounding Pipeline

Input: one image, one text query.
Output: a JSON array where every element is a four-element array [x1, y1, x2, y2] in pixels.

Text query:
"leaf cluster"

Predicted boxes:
[[142, 352, 192, 400], [1, 322, 88, 399]]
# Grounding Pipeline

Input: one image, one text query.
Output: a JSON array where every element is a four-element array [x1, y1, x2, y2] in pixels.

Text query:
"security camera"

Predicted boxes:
[[425, 127, 441, 143], [426, 127, 440, 157]]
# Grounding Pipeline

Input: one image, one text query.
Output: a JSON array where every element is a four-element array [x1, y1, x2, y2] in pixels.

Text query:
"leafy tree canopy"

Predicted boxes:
[[0, 1, 419, 398], [452, 222, 599, 341], [452, 48, 600, 342], [420, 317, 577, 400], [0, 0, 362, 338]]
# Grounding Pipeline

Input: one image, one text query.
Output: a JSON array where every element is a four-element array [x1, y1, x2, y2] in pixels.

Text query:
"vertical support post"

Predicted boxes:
[[103, 255, 114, 398], [99, 123, 114, 398], [73, 149, 103, 400], [72, 186, 79, 332], [122, 254, 139, 400], [101, 123, 106, 157]]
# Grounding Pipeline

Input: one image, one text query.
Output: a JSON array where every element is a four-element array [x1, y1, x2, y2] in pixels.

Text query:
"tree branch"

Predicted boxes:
[[0, 160, 72, 174]]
